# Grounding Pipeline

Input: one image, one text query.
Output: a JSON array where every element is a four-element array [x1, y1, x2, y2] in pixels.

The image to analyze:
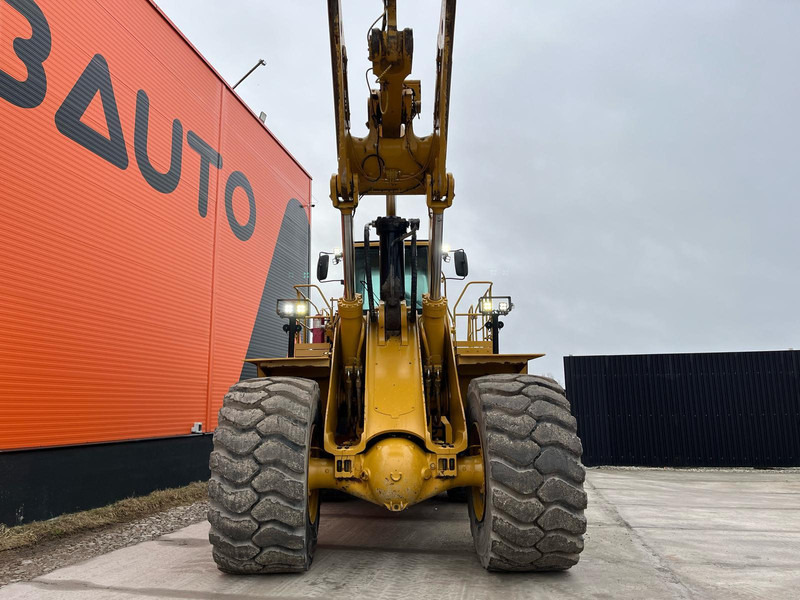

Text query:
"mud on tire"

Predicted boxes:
[[208, 377, 321, 573], [467, 374, 587, 571]]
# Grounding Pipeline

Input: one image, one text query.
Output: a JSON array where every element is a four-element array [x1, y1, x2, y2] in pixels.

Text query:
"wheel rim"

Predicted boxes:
[[469, 422, 486, 521], [308, 488, 320, 525]]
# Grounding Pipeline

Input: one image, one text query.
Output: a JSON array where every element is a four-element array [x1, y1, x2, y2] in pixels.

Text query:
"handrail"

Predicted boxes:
[[290, 284, 334, 345], [293, 284, 332, 316], [451, 281, 493, 343], [452, 281, 493, 319], [461, 307, 490, 342]]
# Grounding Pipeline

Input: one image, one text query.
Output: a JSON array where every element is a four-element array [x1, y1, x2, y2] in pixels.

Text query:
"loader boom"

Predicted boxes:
[[327, 0, 455, 300]]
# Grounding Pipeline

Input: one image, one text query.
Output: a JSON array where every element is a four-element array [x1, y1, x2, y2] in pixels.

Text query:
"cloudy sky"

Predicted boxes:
[[157, 0, 800, 384]]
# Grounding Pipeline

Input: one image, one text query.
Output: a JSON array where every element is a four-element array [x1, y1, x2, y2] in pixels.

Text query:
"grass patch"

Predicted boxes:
[[0, 481, 207, 552]]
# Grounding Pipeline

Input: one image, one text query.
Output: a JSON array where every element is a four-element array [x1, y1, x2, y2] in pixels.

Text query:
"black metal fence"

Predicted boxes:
[[563, 350, 800, 467]]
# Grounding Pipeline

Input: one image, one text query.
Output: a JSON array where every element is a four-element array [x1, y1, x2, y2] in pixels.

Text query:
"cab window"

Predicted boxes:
[[356, 245, 429, 311]]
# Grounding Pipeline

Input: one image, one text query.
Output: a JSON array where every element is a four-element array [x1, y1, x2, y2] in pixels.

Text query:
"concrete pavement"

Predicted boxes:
[[1, 468, 799, 599]]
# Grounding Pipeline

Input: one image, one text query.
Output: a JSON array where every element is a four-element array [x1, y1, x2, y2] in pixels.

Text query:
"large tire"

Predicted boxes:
[[467, 374, 587, 571], [208, 377, 321, 574]]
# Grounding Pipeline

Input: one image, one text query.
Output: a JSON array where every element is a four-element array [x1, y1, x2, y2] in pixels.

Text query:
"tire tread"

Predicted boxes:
[[468, 374, 587, 571], [208, 377, 319, 574]]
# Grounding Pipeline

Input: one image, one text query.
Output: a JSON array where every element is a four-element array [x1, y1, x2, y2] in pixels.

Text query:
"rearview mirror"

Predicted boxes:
[[316, 254, 330, 281], [454, 249, 468, 277]]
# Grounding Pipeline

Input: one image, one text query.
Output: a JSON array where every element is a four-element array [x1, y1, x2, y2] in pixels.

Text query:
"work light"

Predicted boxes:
[[478, 295, 513, 316], [276, 299, 311, 318]]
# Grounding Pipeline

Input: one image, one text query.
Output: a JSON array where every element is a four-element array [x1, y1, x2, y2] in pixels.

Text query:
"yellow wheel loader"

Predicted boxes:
[[207, 0, 587, 573]]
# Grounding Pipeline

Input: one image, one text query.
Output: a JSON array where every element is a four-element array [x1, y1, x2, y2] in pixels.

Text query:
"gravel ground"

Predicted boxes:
[[0, 501, 208, 587]]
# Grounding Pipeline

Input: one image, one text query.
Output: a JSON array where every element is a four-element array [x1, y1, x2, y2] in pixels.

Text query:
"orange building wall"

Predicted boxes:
[[0, 0, 311, 450]]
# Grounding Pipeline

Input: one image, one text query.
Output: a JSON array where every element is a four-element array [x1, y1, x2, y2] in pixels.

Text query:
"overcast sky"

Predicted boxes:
[[157, 0, 800, 384]]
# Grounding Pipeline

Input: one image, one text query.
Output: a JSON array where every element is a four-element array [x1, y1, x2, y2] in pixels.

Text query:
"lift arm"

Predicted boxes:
[[327, 0, 455, 206], [328, 0, 456, 302]]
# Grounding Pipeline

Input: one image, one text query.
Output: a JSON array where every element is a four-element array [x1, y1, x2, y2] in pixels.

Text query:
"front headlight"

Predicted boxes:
[[276, 299, 311, 318], [478, 295, 513, 316]]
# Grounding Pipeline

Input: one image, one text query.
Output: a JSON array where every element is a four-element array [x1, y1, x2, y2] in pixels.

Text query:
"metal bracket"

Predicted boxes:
[[435, 454, 457, 478], [334, 455, 355, 478]]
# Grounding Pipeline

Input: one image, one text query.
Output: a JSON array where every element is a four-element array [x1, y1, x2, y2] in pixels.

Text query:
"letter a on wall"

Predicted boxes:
[[55, 53, 129, 169]]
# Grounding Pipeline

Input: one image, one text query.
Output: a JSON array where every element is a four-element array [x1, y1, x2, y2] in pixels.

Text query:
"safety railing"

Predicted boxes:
[[292, 284, 334, 345], [450, 281, 493, 345]]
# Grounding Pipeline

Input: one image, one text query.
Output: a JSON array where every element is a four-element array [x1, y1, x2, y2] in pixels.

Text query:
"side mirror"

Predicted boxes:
[[454, 249, 469, 277], [316, 254, 330, 281]]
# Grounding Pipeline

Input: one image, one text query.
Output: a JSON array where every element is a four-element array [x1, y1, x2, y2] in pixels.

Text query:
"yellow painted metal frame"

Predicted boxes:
[[314, 307, 477, 512], [327, 0, 455, 209], [246, 278, 535, 512], [323, 312, 467, 457], [288, 2, 513, 512], [308, 439, 483, 511]]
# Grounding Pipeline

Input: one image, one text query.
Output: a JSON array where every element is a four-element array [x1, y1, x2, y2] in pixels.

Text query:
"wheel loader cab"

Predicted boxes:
[[355, 239, 429, 312]]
